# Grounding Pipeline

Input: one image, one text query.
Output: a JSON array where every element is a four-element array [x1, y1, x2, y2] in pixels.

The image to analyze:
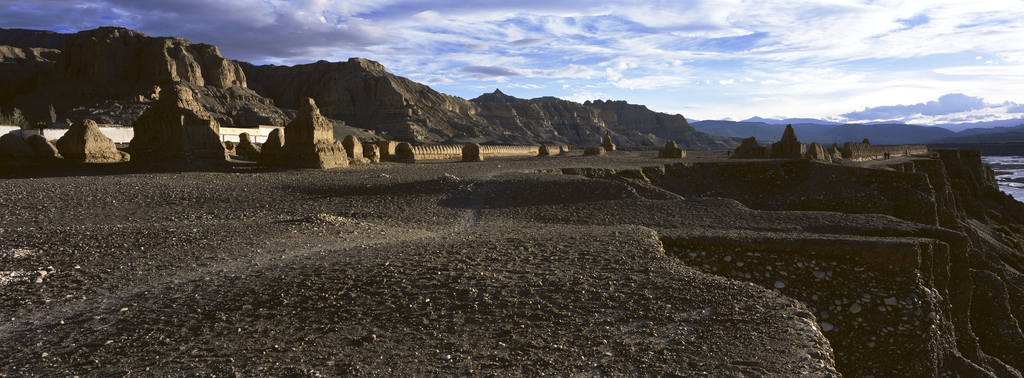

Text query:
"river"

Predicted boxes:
[[982, 156, 1024, 202]]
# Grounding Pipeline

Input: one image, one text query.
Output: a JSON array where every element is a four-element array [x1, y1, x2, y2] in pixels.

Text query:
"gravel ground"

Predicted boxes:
[[0, 151, 842, 377]]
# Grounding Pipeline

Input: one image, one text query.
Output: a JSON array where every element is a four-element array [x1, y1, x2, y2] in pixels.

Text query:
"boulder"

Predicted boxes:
[[235, 132, 261, 159], [538, 145, 556, 156], [0, 133, 34, 158], [129, 84, 227, 162], [658, 140, 685, 158], [584, 146, 606, 156], [462, 143, 483, 162], [276, 98, 348, 169], [770, 124, 806, 158], [26, 134, 61, 159], [362, 142, 380, 163], [731, 137, 769, 158], [56, 119, 130, 162], [258, 128, 284, 166], [342, 135, 367, 163]]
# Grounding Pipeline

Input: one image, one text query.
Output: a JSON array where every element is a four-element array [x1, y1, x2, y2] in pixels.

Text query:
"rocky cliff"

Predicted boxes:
[[0, 28, 69, 50], [0, 45, 60, 105], [466, 90, 739, 148], [242, 60, 739, 148], [542, 151, 1024, 376], [5, 27, 285, 127], [241, 58, 493, 143], [4, 26, 738, 149]]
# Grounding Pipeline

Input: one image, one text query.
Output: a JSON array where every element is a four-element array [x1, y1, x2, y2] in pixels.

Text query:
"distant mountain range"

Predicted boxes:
[[692, 119, 1024, 146], [737, 116, 1024, 131]]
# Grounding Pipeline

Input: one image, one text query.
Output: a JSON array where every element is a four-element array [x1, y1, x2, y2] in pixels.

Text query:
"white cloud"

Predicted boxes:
[[612, 75, 694, 90], [508, 83, 545, 90], [542, 64, 598, 79], [605, 68, 623, 81], [412, 10, 443, 24], [5, 0, 1024, 122], [510, 38, 553, 48]]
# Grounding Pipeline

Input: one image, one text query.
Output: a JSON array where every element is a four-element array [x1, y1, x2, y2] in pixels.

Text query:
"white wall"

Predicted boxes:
[[2, 124, 278, 145], [0, 126, 134, 143]]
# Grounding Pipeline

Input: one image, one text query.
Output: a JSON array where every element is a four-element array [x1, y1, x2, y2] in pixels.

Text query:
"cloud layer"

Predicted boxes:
[[2, 0, 1023, 122]]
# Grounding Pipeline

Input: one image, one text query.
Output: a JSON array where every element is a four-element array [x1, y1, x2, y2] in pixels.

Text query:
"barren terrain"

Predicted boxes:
[[2, 149, 1023, 377]]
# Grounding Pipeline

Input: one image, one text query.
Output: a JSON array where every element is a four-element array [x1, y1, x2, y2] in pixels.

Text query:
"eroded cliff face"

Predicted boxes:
[[544, 153, 1024, 377], [588, 100, 735, 149], [4, 26, 736, 149], [0, 45, 60, 105], [464, 90, 740, 148], [6, 27, 284, 127], [45, 27, 244, 90], [242, 60, 740, 147], [241, 59, 493, 143]]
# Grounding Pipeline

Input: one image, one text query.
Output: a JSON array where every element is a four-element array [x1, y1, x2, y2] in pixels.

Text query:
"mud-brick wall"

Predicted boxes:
[[479, 145, 539, 157], [409, 144, 463, 160], [842, 142, 929, 161]]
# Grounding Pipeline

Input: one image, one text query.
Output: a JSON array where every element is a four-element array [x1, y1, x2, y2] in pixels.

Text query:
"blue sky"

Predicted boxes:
[[2, 0, 1024, 125]]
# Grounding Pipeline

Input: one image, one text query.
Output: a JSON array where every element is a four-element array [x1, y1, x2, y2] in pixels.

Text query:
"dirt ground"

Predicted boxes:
[[1, 150, 861, 377]]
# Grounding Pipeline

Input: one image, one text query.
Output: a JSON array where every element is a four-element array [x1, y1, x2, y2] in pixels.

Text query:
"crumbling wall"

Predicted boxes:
[[479, 145, 538, 157], [842, 142, 929, 161], [409, 144, 463, 160]]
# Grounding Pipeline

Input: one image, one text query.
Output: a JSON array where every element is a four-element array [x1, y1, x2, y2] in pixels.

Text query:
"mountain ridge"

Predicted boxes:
[[1, 26, 738, 148]]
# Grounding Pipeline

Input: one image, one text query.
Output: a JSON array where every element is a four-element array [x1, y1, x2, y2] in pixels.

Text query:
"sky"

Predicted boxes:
[[2, 0, 1024, 126]]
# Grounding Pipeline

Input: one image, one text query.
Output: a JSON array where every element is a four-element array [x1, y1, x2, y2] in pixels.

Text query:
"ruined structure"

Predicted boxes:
[[770, 124, 806, 158], [342, 135, 366, 163], [395, 142, 414, 162], [374, 141, 397, 160], [462, 143, 483, 162], [0, 133, 33, 158], [842, 141, 929, 161], [658, 140, 685, 158], [257, 128, 283, 166], [601, 132, 616, 151], [55, 119, 130, 162], [235, 132, 260, 159], [805, 142, 831, 163], [276, 98, 347, 169], [362, 143, 380, 163], [731, 136, 770, 158], [584, 146, 606, 156], [26, 135, 60, 159], [129, 84, 227, 162]]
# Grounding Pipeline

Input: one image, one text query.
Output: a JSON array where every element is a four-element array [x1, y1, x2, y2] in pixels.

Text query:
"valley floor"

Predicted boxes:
[[1, 150, 1021, 377]]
